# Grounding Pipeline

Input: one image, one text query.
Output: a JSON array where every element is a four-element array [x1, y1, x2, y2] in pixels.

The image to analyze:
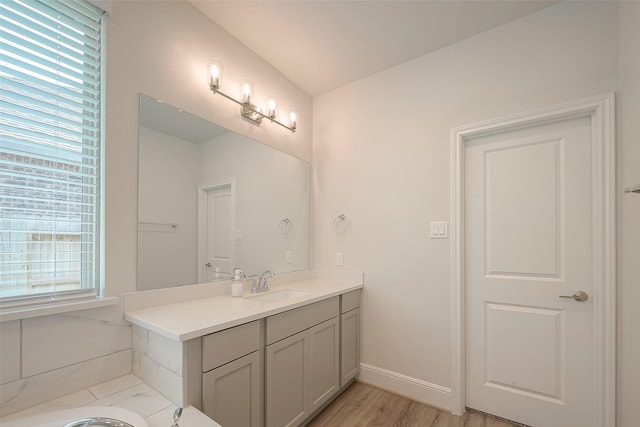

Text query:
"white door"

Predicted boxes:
[[465, 116, 595, 427], [198, 181, 234, 282]]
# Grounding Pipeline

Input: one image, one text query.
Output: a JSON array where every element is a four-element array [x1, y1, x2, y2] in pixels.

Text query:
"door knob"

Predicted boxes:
[[205, 262, 211, 267], [559, 291, 588, 302]]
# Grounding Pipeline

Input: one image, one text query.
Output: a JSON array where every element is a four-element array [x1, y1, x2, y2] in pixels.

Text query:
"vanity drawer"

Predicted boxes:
[[266, 296, 339, 345], [341, 289, 361, 313], [203, 320, 261, 372]]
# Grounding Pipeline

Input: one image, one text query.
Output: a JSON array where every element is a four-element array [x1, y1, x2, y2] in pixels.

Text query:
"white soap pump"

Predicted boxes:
[[231, 269, 244, 297]]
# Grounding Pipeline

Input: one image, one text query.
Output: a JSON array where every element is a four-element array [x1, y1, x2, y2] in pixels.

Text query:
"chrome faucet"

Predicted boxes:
[[253, 269, 275, 293], [171, 407, 183, 427]]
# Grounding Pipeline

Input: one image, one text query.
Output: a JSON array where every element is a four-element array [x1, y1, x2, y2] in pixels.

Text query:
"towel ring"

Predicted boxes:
[[333, 214, 349, 234], [279, 218, 292, 235]]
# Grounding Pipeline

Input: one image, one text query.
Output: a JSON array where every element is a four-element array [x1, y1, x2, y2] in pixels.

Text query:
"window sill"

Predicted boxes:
[[0, 296, 121, 322]]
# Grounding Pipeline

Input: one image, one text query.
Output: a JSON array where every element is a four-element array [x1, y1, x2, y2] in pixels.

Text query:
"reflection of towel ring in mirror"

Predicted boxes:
[[333, 214, 349, 234], [279, 218, 292, 235]]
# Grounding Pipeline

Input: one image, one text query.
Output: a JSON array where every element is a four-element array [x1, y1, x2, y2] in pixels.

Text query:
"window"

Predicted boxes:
[[0, 0, 104, 306]]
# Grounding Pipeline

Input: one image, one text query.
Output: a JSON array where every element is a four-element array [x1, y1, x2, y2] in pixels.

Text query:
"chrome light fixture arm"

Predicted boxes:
[[209, 83, 297, 133]]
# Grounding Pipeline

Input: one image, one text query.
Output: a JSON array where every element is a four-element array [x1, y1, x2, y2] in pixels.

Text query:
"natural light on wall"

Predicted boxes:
[[0, 0, 104, 307]]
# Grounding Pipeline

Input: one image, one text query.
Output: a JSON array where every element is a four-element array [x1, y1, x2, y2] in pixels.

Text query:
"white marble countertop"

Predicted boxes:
[[125, 271, 364, 342]]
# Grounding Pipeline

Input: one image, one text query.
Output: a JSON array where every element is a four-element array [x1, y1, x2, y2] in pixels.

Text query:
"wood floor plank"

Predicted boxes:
[[485, 416, 520, 427], [464, 411, 489, 427], [307, 382, 521, 427], [393, 400, 440, 426], [358, 391, 409, 427], [306, 382, 365, 426], [307, 382, 385, 427], [431, 411, 470, 427]]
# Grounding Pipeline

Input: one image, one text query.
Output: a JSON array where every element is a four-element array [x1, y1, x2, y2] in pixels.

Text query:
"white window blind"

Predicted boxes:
[[0, 0, 104, 305]]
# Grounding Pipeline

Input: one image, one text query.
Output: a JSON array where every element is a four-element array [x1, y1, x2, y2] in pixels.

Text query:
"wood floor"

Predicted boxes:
[[307, 382, 522, 427]]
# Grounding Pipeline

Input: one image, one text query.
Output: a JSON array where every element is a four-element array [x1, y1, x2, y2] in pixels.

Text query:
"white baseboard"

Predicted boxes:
[[358, 363, 451, 411]]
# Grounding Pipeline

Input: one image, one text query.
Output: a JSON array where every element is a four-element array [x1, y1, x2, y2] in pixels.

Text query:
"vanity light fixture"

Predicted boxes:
[[208, 60, 297, 133]]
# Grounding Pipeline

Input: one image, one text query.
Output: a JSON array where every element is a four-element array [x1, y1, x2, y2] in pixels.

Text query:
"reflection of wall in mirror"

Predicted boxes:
[[138, 127, 199, 290]]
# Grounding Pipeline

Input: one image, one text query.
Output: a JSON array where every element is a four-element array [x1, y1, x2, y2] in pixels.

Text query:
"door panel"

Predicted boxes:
[[485, 140, 561, 277], [485, 303, 563, 402], [465, 116, 593, 427]]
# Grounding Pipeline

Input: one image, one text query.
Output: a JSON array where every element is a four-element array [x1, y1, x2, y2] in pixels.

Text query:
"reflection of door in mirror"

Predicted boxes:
[[198, 181, 235, 282]]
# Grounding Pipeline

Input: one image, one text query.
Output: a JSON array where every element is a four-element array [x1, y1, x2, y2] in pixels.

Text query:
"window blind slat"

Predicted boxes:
[[0, 1, 102, 51], [45, 0, 102, 34], [0, 19, 100, 68], [1, 103, 99, 135], [1, 73, 101, 113], [0, 67, 100, 108], [0, 148, 98, 175], [0, 54, 100, 96], [1, 133, 99, 157], [0, 91, 99, 129], [0, 170, 98, 191], [1, 113, 100, 147], [1, 193, 97, 208], [1, 112, 99, 143], [1, 34, 101, 80], [0, 17, 101, 66], [0, 231, 97, 236]]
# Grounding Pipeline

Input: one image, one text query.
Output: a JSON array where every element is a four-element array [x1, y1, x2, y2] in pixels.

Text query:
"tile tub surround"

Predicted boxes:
[[0, 304, 132, 416], [0, 374, 220, 427]]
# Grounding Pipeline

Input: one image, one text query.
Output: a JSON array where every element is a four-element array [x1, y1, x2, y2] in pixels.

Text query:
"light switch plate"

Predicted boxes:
[[430, 221, 448, 239], [335, 252, 344, 266]]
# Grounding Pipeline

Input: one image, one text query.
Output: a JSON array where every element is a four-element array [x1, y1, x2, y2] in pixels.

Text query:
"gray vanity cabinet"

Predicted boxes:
[[340, 289, 361, 386], [265, 297, 340, 427], [202, 320, 263, 427]]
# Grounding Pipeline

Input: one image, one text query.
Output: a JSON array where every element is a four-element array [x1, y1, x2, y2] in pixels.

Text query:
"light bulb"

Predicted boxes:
[[240, 79, 253, 104], [267, 98, 277, 118], [207, 59, 223, 91], [289, 111, 297, 131]]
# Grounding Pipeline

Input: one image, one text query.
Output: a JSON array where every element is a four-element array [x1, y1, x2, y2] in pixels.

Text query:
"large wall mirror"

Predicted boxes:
[[137, 94, 310, 291]]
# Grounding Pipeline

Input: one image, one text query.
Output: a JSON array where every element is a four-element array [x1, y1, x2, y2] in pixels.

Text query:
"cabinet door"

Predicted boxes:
[[266, 331, 308, 427], [308, 317, 340, 414], [202, 350, 262, 427], [341, 308, 360, 386]]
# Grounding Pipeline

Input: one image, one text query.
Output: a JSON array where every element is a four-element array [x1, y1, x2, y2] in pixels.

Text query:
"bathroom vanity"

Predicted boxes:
[[124, 270, 363, 427]]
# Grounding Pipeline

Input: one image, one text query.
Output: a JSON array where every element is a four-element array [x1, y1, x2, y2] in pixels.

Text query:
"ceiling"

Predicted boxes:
[[139, 95, 228, 143], [190, 0, 558, 96]]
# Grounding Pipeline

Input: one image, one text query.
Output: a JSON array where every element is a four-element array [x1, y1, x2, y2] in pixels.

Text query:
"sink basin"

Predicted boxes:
[[244, 288, 311, 304]]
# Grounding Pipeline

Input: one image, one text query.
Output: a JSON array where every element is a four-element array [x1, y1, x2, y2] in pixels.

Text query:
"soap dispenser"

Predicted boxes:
[[231, 269, 244, 297]]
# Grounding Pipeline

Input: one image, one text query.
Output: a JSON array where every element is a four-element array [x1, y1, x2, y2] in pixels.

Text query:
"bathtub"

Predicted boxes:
[[0, 406, 148, 427], [0, 405, 222, 427]]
